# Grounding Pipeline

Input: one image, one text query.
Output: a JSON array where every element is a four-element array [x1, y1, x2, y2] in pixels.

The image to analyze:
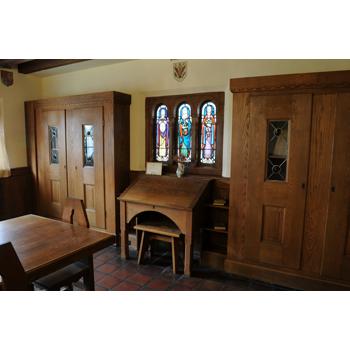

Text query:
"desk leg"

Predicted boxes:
[[120, 201, 129, 259], [184, 212, 194, 277], [184, 233, 193, 277], [83, 255, 95, 291]]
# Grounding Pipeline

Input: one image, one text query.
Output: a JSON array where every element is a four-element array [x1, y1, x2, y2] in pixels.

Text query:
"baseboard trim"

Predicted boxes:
[[224, 258, 350, 291], [201, 250, 226, 270]]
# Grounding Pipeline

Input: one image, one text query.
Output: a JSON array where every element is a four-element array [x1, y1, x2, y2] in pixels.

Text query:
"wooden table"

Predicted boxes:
[[118, 175, 211, 276], [0, 214, 114, 290]]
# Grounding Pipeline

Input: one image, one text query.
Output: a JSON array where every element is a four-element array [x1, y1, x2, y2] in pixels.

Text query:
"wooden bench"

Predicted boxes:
[[134, 222, 183, 274]]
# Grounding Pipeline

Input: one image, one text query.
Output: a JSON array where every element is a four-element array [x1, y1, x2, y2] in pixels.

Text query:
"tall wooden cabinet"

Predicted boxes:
[[25, 91, 131, 234], [225, 71, 350, 290]]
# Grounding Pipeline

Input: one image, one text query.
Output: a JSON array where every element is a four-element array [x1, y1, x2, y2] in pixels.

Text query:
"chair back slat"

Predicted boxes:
[[0, 242, 29, 291], [62, 198, 89, 228]]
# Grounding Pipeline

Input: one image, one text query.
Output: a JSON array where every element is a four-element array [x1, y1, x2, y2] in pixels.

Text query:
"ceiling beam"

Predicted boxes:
[[17, 59, 90, 74], [0, 59, 31, 69]]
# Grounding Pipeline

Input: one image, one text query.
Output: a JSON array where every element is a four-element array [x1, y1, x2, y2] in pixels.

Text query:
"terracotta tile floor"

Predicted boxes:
[[83, 245, 293, 291]]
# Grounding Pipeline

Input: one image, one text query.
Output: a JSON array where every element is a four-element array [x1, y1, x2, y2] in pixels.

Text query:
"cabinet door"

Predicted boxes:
[[66, 107, 106, 229], [245, 94, 312, 269], [36, 109, 67, 218], [322, 93, 350, 281]]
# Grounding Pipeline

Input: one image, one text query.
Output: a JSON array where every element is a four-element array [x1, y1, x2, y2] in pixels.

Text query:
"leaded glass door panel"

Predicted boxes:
[[245, 94, 312, 269], [66, 107, 105, 229], [36, 109, 67, 219]]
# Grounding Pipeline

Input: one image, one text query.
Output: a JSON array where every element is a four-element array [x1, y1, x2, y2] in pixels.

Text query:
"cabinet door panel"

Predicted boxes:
[[301, 94, 337, 275], [245, 94, 312, 269], [322, 93, 350, 281], [66, 107, 105, 229], [36, 109, 67, 218]]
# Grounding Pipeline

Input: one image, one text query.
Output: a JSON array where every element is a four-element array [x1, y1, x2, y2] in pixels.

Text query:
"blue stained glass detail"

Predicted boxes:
[[200, 102, 217, 164], [155, 105, 169, 162], [177, 103, 192, 162]]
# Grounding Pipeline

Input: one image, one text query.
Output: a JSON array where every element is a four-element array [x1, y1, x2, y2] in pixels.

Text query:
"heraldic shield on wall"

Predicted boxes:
[[173, 61, 188, 82]]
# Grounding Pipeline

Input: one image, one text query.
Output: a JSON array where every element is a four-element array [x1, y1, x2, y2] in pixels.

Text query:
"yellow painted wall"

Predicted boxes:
[[3, 60, 350, 175], [0, 70, 41, 168]]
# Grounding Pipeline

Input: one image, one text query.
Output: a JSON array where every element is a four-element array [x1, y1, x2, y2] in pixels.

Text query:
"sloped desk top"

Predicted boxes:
[[118, 175, 211, 210]]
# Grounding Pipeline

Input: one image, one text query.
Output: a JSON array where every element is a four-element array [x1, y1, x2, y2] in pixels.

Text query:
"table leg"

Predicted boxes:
[[120, 201, 129, 259], [184, 233, 193, 277], [83, 255, 95, 291]]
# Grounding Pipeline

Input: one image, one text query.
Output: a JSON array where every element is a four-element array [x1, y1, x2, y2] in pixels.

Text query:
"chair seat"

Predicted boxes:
[[35, 261, 89, 290], [134, 221, 183, 274], [133, 222, 181, 238]]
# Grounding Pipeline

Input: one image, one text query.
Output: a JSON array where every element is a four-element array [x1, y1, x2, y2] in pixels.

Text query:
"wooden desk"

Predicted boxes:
[[118, 175, 211, 276], [0, 214, 114, 289]]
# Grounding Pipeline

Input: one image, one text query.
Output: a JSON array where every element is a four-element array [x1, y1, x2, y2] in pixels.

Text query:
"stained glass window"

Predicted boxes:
[[49, 126, 59, 164], [177, 103, 192, 162], [266, 120, 289, 181], [200, 102, 217, 164], [83, 125, 94, 166], [155, 105, 169, 162]]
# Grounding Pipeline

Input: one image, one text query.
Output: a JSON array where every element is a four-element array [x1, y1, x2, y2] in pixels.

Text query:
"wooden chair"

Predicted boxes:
[[62, 198, 89, 228], [0, 242, 33, 291], [134, 222, 183, 274], [34, 198, 91, 291]]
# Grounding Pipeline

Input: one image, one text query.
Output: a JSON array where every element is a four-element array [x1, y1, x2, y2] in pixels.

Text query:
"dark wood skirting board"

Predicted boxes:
[[201, 251, 226, 270], [0, 167, 34, 220], [224, 259, 350, 291]]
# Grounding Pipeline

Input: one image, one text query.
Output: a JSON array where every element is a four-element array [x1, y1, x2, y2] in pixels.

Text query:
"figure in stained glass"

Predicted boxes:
[[177, 103, 192, 162], [155, 105, 169, 161], [200, 102, 216, 164]]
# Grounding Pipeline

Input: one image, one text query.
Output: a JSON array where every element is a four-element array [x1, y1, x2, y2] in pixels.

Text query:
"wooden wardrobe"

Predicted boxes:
[[226, 70, 350, 290], [25, 91, 131, 234]]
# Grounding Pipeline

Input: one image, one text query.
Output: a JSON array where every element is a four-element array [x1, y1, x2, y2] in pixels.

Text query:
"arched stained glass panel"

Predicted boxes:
[[177, 103, 192, 162], [155, 105, 169, 162], [200, 101, 217, 164]]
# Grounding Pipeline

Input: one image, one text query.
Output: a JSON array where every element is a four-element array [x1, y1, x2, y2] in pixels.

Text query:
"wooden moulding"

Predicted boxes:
[[224, 259, 350, 291], [230, 70, 350, 93]]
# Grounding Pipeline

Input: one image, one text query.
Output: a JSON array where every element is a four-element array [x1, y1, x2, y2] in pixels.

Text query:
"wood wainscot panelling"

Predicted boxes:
[[0, 167, 34, 220]]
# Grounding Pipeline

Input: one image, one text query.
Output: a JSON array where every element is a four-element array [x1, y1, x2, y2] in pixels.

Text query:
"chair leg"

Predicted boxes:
[[171, 237, 178, 274], [138, 231, 149, 265]]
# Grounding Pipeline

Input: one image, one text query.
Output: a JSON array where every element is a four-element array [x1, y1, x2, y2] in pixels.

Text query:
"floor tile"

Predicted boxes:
[[127, 272, 152, 286], [90, 246, 293, 292], [146, 278, 172, 290], [96, 263, 119, 274], [112, 281, 141, 291], [98, 275, 122, 289]]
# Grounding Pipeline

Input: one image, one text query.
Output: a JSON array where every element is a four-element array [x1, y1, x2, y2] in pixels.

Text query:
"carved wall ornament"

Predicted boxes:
[[0, 70, 13, 87], [173, 61, 187, 82]]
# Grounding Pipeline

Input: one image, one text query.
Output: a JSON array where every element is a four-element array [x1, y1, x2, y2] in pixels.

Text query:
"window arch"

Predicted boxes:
[[200, 101, 217, 164], [177, 103, 192, 162], [155, 104, 170, 162]]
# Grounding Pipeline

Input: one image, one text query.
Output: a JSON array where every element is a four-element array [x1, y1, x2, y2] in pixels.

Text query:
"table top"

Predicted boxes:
[[118, 175, 212, 210], [0, 215, 114, 279]]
